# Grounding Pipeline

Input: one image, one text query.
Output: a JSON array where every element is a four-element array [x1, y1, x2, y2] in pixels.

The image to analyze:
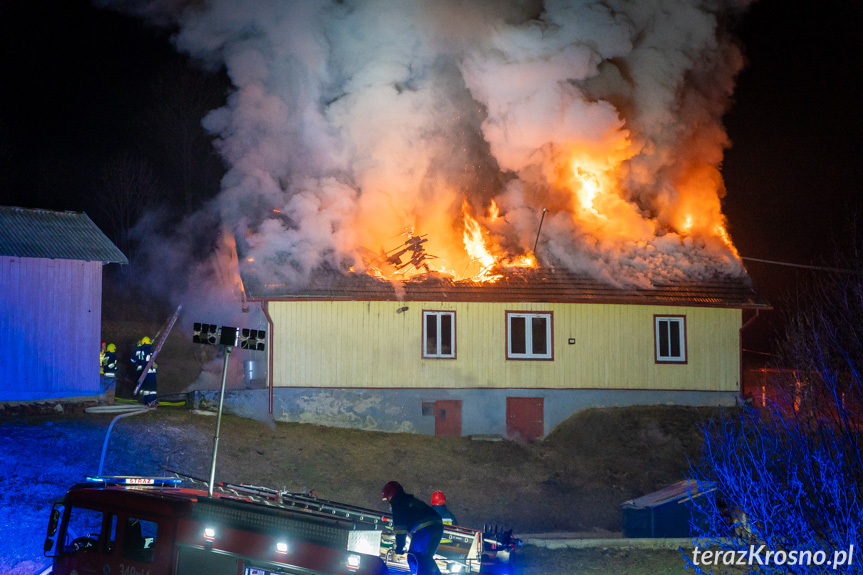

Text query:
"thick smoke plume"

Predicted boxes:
[[117, 0, 751, 289]]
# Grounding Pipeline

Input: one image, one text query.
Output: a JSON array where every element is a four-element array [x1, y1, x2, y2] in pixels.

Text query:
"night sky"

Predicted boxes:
[[1, 0, 862, 353]]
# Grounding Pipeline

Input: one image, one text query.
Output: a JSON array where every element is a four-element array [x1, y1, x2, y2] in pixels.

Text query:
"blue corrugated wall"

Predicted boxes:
[[0, 256, 102, 401]]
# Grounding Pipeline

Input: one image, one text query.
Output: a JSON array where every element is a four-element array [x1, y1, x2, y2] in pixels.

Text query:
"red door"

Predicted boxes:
[[434, 400, 462, 437], [506, 397, 544, 441]]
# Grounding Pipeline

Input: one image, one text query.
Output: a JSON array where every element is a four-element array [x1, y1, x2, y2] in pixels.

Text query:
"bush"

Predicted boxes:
[[685, 260, 863, 574]]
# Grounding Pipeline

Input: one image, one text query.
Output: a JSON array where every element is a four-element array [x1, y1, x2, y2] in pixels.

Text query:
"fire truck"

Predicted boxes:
[[41, 475, 520, 575]]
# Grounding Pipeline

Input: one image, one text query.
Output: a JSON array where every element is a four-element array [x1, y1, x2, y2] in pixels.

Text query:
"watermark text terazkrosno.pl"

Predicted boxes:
[[691, 545, 854, 570]]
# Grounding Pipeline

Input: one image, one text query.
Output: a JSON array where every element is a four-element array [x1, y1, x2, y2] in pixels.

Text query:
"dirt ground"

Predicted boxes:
[[0, 405, 722, 574]]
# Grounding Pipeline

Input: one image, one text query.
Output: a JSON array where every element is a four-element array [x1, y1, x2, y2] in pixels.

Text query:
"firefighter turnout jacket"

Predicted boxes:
[[132, 343, 157, 376], [102, 350, 118, 378], [432, 503, 457, 526], [389, 491, 443, 554]]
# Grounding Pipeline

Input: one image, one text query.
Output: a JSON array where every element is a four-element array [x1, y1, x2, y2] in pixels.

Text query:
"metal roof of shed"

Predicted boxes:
[[244, 268, 771, 309], [0, 206, 128, 264]]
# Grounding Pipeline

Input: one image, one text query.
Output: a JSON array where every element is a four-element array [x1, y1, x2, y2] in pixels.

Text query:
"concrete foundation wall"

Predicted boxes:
[[193, 387, 740, 438]]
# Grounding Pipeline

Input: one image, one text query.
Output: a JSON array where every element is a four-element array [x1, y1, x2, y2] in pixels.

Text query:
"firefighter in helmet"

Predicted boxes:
[[100, 340, 106, 376], [132, 336, 158, 407], [430, 491, 457, 526], [100, 343, 118, 404], [382, 481, 443, 575]]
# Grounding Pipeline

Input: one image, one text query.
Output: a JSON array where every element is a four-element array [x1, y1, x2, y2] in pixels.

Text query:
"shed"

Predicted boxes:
[[0, 206, 127, 403]]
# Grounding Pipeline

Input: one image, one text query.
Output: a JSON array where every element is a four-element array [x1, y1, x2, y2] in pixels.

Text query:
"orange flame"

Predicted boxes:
[[461, 200, 502, 282], [350, 144, 735, 285], [488, 199, 500, 222]]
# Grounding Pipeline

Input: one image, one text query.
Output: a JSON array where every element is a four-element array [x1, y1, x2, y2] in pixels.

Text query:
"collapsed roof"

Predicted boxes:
[[243, 268, 770, 309]]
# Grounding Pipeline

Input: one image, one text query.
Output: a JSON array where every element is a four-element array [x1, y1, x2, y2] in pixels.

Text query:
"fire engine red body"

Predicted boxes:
[[45, 481, 389, 575], [43, 478, 519, 575]]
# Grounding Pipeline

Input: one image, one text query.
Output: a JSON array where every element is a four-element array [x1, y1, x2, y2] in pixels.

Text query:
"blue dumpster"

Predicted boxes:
[[621, 480, 714, 538]]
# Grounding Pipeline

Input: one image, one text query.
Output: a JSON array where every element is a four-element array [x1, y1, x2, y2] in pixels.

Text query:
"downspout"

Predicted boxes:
[[261, 301, 275, 415], [739, 309, 761, 402]]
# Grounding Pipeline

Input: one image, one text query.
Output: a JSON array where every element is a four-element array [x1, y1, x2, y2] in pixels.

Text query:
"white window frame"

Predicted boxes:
[[655, 315, 687, 363], [506, 311, 553, 360], [422, 311, 456, 359]]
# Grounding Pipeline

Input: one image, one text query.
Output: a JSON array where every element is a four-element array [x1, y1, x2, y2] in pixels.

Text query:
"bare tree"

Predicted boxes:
[[685, 255, 863, 574], [145, 60, 226, 216], [96, 154, 165, 263]]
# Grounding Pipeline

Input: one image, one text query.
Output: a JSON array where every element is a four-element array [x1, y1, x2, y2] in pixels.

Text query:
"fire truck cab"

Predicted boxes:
[[43, 477, 390, 575], [42, 477, 519, 575]]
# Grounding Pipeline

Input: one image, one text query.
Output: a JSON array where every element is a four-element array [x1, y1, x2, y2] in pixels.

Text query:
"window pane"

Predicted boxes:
[[63, 507, 103, 554], [531, 317, 547, 355], [440, 314, 452, 355], [669, 320, 681, 357], [123, 517, 158, 563], [658, 320, 670, 357], [425, 314, 438, 356], [510, 316, 526, 354]]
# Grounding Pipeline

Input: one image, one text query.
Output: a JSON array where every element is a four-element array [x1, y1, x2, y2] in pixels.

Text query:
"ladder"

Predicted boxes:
[[222, 482, 392, 529]]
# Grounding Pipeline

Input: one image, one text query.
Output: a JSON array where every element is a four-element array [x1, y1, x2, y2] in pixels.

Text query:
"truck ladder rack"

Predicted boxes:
[[222, 482, 391, 528]]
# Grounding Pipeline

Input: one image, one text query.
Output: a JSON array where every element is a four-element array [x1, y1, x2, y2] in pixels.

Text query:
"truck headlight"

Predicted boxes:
[[347, 553, 361, 570]]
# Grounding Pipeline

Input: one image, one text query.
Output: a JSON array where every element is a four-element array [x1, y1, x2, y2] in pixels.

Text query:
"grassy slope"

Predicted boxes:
[[1, 405, 724, 574]]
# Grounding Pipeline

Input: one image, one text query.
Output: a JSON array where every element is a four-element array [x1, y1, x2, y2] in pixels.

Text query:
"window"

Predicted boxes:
[[655, 315, 686, 363], [506, 312, 553, 360], [423, 311, 455, 358], [122, 517, 158, 563], [62, 506, 104, 554]]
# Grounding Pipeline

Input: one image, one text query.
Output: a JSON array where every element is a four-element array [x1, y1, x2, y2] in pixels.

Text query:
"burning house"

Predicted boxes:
[[240, 265, 767, 440], [134, 2, 768, 437]]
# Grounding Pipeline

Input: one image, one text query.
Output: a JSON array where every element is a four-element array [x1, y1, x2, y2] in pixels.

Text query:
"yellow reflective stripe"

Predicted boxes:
[[410, 520, 438, 534]]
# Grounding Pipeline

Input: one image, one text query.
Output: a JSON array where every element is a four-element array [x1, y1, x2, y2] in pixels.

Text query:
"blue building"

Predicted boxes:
[[0, 206, 127, 403]]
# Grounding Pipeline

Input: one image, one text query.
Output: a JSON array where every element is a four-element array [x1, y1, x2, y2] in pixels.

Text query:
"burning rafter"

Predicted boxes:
[[384, 233, 438, 275]]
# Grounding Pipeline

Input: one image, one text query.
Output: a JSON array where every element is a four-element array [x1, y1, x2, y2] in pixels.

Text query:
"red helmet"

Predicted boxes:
[[431, 491, 446, 506], [382, 481, 404, 501]]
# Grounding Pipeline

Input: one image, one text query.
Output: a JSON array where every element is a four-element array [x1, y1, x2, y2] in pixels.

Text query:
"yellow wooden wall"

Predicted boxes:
[[268, 300, 742, 392]]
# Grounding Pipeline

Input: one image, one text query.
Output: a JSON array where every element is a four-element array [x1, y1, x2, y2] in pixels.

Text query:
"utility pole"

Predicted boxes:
[[192, 323, 266, 496]]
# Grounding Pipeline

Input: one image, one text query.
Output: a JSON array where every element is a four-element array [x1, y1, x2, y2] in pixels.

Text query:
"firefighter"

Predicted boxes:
[[382, 481, 443, 575], [430, 491, 457, 526], [132, 336, 158, 407], [100, 343, 118, 404], [100, 340, 106, 374]]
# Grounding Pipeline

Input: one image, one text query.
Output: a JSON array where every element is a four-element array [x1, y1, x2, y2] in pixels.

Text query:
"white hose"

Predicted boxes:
[[96, 407, 153, 475], [85, 404, 148, 414]]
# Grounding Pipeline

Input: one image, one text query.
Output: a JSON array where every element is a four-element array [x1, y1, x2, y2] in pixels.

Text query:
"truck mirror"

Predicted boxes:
[[47, 507, 60, 537], [44, 503, 64, 557]]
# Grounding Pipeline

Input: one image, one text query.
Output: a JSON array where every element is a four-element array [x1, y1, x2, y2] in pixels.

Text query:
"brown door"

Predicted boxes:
[[435, 400, 462, 437], [506, 397, 544, 441]]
